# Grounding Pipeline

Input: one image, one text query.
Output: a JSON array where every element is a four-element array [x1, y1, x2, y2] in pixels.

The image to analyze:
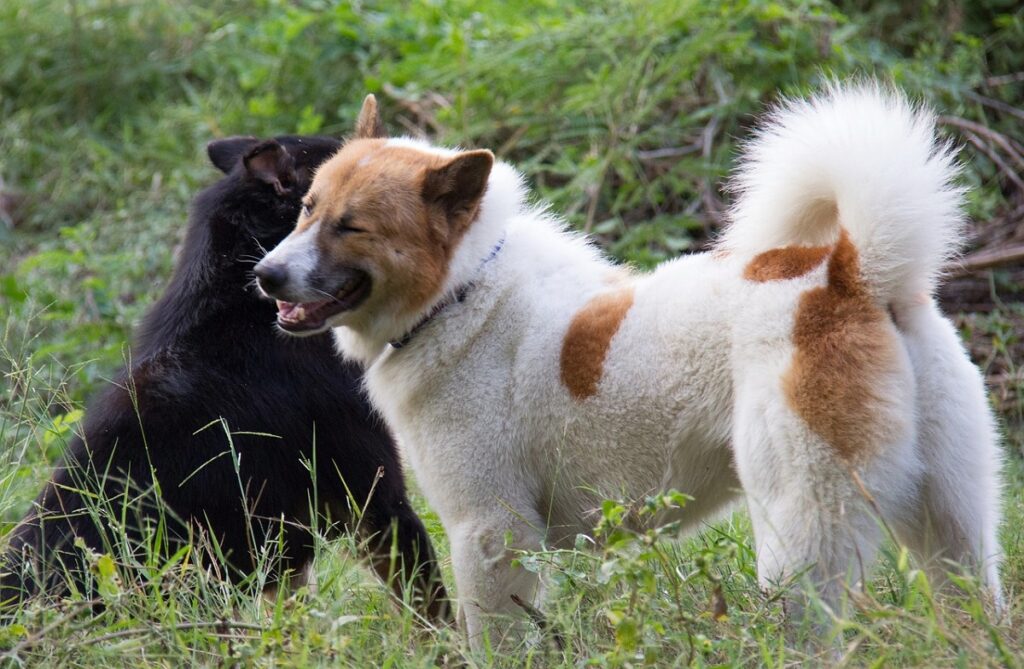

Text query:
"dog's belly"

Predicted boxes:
[[538, 254, 742, 543], [540, 421, 739, 545]]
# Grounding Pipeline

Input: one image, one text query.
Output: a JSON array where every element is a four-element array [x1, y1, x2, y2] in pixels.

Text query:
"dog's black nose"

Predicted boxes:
[[254, 263, 289, 294]]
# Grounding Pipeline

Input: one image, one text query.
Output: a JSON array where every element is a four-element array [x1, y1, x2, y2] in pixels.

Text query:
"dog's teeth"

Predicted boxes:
[[293, 306, 306, 320]]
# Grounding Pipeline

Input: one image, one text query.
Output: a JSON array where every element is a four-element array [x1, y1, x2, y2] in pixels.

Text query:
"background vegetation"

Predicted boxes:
[[0, 0, 1021, 665]]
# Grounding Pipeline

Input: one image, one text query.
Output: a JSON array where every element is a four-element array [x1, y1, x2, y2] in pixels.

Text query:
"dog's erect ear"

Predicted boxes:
[[243, 140, 298, 196], [207, 136, 260, 174], [422, 150, 494, 219], [354, 94, 387, 139]]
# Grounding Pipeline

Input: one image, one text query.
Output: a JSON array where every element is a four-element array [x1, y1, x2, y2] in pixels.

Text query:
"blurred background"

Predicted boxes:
[[1, 0, 1021, 394]]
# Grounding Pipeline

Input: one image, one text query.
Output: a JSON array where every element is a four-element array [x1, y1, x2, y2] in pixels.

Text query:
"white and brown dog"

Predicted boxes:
[[255, 86, 1003, 645]]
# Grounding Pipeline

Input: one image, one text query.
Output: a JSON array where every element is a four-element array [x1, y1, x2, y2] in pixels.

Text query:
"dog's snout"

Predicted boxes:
[[254, 262, 289, 294]]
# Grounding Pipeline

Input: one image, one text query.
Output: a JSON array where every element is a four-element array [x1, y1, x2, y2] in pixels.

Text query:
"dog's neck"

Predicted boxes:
[[335, 160, 527, 364], [437, 160, 525, 293], [389, 235, 507, 350]]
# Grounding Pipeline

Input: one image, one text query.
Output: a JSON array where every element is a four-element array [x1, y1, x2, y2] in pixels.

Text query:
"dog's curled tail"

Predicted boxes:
[[721, 83, 965, 303]]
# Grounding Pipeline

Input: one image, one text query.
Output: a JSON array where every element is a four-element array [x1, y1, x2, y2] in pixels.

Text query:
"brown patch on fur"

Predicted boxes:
[[298, 140, 493, 327], [561, 288, 635, 400], [782, 229, 900, 460], [743, 245, 831, 282]]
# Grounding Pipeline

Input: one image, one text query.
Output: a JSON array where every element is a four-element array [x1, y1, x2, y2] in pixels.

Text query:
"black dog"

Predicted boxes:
[[1, 136, 447, 620]]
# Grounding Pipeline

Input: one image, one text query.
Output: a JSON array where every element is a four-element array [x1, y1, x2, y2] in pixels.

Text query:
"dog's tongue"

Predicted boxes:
[[276, 300, 297, 319], [276, 299, 329, 324]]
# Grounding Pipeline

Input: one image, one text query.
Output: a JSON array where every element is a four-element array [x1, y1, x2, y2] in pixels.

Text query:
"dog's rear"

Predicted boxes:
[[724, 85, 1002, 613]]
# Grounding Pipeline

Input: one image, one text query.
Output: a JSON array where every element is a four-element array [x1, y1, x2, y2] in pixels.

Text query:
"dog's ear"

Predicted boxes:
[[207, 136, 260, 174], [422, 150, 494, 220], [243, 140, 298, 196], [354, 94, 387, 139]]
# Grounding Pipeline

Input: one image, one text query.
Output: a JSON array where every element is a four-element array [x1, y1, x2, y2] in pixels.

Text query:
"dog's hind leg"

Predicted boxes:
[[731, 352, 920, 631], [735, 419, 884, 628], [890, 299, 1003, 608]]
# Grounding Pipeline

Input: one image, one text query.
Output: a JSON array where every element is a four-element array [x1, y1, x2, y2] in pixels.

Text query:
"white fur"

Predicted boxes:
[[321, 87, 1002, 647], [722, 83, 965, 303], [890, 299, 1004, 608], [261, 220, 321, 286]]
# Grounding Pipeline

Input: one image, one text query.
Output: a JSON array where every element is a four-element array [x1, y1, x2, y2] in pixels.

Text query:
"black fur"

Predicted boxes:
[[1, 136, 448, 620]]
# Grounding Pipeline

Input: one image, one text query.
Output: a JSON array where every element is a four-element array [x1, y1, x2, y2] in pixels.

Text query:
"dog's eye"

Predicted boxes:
[[300, 203, 312, 217], [335, 214, 365, 235]]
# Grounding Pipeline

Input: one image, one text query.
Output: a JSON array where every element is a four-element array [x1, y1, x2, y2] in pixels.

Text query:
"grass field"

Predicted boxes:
[[1, 0, 1022, 665]]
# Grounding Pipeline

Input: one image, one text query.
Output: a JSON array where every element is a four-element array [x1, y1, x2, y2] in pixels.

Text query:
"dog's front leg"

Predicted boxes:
[[448, 512, 546, 652]]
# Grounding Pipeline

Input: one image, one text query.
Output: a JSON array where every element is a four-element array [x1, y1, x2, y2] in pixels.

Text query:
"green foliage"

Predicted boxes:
[[2, 0, 1020, 395], [0, 0, 1021, 666], [2, 0, 1021, 389]]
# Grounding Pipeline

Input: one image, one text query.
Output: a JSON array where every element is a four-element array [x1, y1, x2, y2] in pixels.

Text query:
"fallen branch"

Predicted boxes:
[[962, 129, 1024, 193], [972, 199, 1024, 248], [964, 90, 1024, 123], [950, 242, 1024, 276], [985, 72, 1024, 87], [939, 115, 1024, 173]]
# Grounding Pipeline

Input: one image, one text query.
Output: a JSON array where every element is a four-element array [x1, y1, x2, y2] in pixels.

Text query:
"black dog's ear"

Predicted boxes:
[[207, 136, 260, 173], [354, 94, 387, 139], [243, 140, 298, 196]]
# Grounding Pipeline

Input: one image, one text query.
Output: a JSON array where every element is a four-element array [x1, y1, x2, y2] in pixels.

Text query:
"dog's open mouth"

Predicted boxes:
[[275, 272, 371, 333]]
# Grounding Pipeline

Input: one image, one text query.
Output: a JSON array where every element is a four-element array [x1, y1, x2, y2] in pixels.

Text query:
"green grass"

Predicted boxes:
[[0, 349, 1020, 667], [1, 0, 1022, 665]]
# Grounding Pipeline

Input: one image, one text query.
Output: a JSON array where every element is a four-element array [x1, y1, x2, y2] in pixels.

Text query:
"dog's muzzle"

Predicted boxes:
[[254, 262, 289, 294]]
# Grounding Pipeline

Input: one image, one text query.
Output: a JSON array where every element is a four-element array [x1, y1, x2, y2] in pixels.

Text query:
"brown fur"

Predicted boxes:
[[560, 288, 635, 400], [354, 94, 387, 139], [781, 229, 900, 459], [299, 141, 493, 328], [743, 245, 831, 282]]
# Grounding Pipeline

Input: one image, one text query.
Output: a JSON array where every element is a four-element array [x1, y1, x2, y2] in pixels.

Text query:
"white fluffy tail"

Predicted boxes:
[[721, 83, 965, 303]]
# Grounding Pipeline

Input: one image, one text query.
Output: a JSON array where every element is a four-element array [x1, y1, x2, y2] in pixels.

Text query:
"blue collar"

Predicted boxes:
[[389, 236, 506, 350]]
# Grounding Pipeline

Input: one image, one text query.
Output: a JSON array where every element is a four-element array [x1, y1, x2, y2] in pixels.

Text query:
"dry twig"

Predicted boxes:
[[939, 116, 1024, 173], [985, 72, 1024, 87], [964, 90, 1024, 123], [956, 128, 1024, 193], [951, 242, 1024, 277]]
